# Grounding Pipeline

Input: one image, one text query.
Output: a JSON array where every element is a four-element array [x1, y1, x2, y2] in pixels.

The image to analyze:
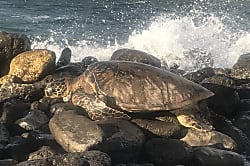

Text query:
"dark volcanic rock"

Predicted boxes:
[[192, 147, 244, 166], [0, 159, 18, 166], [201, 75, 235, 87], [231, 53, 250, 79], [111, 48, 161, 68], [0, 32, 31, 76], [145, 138, 192, 166], [49, 110, 103, 152], [0, 123, 9, 145], [184, 67, 215, 83], [233, 111, 250, 139], [96, 119, 145, 164], [202, 83, 240, 117], [16, 152, 90, 166], [15, 110, 49, 131], [56, 48, 71, 68], [212, 114, 250, 155]]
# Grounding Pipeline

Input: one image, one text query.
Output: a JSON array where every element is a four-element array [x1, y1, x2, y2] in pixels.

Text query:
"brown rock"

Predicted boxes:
[[8, 49, 56, 83]]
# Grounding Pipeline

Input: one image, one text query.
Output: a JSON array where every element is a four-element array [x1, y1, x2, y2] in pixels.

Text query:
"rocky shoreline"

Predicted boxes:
[[0, 31, 249, 166]]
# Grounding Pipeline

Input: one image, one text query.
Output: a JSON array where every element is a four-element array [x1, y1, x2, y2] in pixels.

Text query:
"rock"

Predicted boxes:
[[16, 152, 90, 166], [201, 75, 235, 87], [184, 67, 215, 83], [50, 102, 87, 116], [0, 159, 18, 166], [0, 75, 22, 86], [180, 129, 236, 150], [111, 48, 161, 68], [212, 114, 250, 155], [8, 49, 56, 83], [56, 48, 71, 68], [79, 150, 111, 166], [0, 32, 31, 76], [233, 84, 250, 99], [131, 118, 184, 138], [28, 146, 60, 160], [4, 135, 41, 161], [231, 53, 250, 79], [0, 99, 30, 133], [0, 123, 9, 145], [96, 119, 145, 164], [145, 138, 192, 166], [202, 83, 240, 117], [81, 56, 98, 69], [233, 111, 250, 139], [15, 110, 49, 131], [192, 147, 244, 166], [49, 110, 103, 152]]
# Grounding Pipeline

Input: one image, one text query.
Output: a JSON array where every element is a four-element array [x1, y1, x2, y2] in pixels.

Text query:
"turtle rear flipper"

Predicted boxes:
[[177, 114, 213, 131], [72, 90, 130, 120]]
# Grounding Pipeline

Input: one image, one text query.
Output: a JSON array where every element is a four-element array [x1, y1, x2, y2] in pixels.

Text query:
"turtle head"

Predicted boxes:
[[44, 78, 70, 99]]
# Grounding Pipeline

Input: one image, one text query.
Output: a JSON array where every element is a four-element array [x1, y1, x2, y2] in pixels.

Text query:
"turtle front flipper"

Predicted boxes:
[[71, 90, 131, 120]]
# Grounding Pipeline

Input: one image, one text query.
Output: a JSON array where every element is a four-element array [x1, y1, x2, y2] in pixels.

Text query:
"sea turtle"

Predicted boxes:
[[44, 61, 214, 131]]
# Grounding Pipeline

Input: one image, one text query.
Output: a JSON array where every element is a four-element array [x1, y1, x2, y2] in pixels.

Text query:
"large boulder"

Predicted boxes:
[[49, 110, 103, 152], [8, 49, 56, 83], [0, 32, 31, 76]]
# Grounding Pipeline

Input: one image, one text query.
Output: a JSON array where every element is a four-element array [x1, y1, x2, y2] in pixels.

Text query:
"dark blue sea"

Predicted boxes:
[[0, 0, 250, 72]]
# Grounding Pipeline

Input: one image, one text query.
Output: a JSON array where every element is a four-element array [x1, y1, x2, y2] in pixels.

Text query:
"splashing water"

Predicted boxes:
[[31, 14, 250, 72]]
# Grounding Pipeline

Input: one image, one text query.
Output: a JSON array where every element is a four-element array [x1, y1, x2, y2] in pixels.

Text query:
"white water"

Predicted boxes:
[[31, 14, 250, 72]]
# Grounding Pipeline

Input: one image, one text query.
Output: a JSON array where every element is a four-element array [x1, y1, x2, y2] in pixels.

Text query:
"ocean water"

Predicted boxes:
[[0, 0, 250, 72]]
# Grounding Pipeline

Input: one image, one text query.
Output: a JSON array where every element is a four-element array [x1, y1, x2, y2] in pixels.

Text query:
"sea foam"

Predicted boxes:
[[31, 14, 250, 72]]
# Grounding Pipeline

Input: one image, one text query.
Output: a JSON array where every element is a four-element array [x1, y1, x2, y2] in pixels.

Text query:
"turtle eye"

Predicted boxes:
[[45, 87, 53, 97]]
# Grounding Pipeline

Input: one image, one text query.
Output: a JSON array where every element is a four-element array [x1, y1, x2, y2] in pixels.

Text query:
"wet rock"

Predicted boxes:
[[56, 48, 71, 68], [15, 110, 49, 131], [145, 138, 192, 166], [131, 118, 184, 138], [0, 31, 31, 76], [214, 68, 231, 76], [184, 67, 215, 83], [28, 146, 60, 160], [8, 49, 56, 83], [201, 75, 235, 87], [202, 83, 240, 117], [180, 129, 236, 150], [81, 56, 98, 69], [115, 163, 154, 166], [231, 53, 250, 79], [233, 84, 250, 99], [0, 159, 18, 166], [233, 111, 250, 139], [111, 48, 161, 68], [192, 147, 244, 166], [49, 110, 103, 152], [96, 119, 145, 164]]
